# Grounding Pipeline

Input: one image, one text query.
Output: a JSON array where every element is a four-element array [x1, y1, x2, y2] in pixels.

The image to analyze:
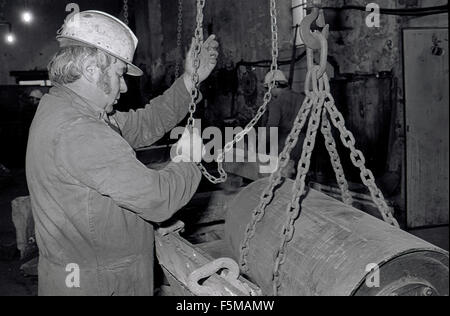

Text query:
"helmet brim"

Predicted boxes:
[[57, 36, 144, 77]]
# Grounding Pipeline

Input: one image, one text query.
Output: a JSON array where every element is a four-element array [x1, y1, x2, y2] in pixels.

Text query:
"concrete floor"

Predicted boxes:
[[0, 168, 448, 296]]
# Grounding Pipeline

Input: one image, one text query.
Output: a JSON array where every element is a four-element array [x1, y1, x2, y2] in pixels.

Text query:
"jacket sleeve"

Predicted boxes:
[[55, 120, 202, 223], [113, 77, 192, 149]]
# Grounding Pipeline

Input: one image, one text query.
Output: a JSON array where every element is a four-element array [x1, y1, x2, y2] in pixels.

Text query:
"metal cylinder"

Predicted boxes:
[[225, 178, 449, 296]]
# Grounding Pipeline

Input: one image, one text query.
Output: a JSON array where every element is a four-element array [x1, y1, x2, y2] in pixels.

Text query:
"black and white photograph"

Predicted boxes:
[[0, 0, 448, 299]]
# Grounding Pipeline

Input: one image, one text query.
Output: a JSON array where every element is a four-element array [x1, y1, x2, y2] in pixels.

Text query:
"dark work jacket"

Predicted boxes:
[[25, 78, 201, 296]]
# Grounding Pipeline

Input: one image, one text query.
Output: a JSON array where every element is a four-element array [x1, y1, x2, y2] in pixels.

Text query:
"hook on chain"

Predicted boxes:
[[300, 1, 329, 79]]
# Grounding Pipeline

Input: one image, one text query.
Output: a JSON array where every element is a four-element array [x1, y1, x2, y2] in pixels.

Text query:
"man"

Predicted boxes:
[[26, 10, 218, 296], [23, 89, 43, 132], [29, 89, 44, 106], [264, 70, 305, 164]]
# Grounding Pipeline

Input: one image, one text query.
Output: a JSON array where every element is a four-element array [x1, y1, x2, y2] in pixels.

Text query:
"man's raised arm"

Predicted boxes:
[[114, 35, 219, 149]]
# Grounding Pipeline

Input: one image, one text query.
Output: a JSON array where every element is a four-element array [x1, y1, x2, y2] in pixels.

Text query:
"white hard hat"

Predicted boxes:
[[30, 89, 43, 99], [264, 70, 288, 87], [56, 10, 143, 77]]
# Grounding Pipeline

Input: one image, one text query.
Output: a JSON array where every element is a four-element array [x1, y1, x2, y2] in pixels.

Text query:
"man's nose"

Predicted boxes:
[[120, 77, 128, 94]]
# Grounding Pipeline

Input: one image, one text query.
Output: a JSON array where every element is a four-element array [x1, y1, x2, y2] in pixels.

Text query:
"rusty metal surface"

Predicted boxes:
[[225, 178, 449, 296]]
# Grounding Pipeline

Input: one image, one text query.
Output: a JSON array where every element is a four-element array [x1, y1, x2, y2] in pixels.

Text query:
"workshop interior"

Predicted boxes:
[[0, 0, 448, 296]]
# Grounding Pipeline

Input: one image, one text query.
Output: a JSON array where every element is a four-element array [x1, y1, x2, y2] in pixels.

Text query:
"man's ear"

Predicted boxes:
[[83, 60, 100, 84]]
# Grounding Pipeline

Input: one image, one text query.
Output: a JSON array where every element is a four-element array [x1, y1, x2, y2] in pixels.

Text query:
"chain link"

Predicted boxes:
[[186, 0, 206, 129], [185, 0, 226, 182], [272, 68, 326, 295], [188, 0, 280, 184], [318, 74, 352, 205], [321, 110, 353, 205], [324, 90, 399, 228], [175, 0, 184, 79], [123, 0, 129, 26], [239, 93, 314, 274], [238, 12, 398, 295], [271, 69, 399, 294]]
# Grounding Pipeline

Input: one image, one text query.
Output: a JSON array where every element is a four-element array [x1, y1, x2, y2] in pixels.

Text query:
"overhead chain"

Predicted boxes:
[[175, 0, 184, 79], [123, 0, 129, 25], [240, 22, 398, 294], [270, 69, 398, 296], [307, 29, 397, 227], [239, 94, 315, 274], [187, 0, 280, 185], [321, 110, 353, 206], [323, 83, 399, 228], [272, 67, 326, 295], [186, 0, 205, 129], [219, 0, 279, 158], [184, 0, 227, 184]]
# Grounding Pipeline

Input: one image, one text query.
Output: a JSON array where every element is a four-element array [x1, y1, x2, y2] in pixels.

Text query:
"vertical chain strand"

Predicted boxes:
[[193, 0, 280, 185], [321, 110, 353, 206], [272, 67, 325, 295], [238, 15, 399, 296], [186, 0, 206, 129], [239, 94, 314, 274], [175, 0, 184, 79], [324, 89, 399, 228]]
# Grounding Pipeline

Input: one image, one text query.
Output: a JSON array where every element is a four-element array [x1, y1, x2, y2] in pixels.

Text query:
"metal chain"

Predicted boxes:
[[197, 160, 227, 185], [323, 89, 399, 228], [175, 0, 184, 79], [321, 109, 353, 205], [186, 0, 205, 129], [269, 70, 398, 294], [184, 0, 227, 184], [123, 0, 129, 25], [272, 68, 326, 295], [239, 93, 314, 274], [188, 0, 280, 185], [238, 11, 398, 295]]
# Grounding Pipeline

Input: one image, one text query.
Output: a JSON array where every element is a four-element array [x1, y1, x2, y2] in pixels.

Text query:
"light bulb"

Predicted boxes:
[[22, 11, 33, 24], [6, 33, 15, 44]]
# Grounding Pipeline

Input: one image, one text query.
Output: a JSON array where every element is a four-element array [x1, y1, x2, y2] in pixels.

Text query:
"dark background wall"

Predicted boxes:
[[0, 0, 122, 85], [0, 0, 122, 167]]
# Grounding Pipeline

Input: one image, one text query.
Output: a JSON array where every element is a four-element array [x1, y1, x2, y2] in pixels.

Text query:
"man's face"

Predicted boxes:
[[30, 97, 41, 106], [267, 84, 284, 97], [96, 60, 128, 113], [272, 81, 290, 97], [272, 87, 283, 97]]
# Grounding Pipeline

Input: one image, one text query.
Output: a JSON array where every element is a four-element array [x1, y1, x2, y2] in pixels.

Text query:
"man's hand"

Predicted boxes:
[[171, 128, 206, 163], [183, 35, 219, 92]]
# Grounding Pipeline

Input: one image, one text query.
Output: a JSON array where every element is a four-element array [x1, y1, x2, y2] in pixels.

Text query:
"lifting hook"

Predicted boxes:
[[300, 0, 329, 79], [300, 0, 329, 49]]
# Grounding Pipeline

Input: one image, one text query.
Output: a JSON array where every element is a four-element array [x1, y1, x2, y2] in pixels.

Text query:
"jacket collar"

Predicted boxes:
[[49, 83, 109, 121]]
